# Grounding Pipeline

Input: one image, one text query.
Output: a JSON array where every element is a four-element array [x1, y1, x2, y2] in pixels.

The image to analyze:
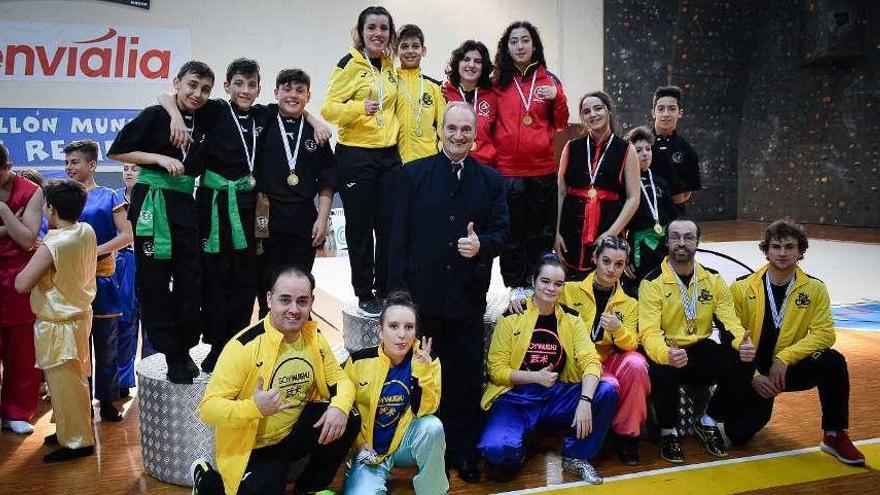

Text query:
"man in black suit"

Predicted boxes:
[[389, 101, 508, 483]]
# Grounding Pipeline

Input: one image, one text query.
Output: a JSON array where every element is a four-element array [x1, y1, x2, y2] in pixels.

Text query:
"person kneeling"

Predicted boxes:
[[479, 256, 618, 485], [192, 265, 359, 495], [344, 291, 448, 494]]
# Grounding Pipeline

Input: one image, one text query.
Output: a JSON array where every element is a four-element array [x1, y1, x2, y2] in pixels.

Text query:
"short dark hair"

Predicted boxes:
[[593, 235, 631, 258], [353, 6, 396, 53], [397, 24, 424, 44], [276, 68, 310, 90], [0, 142, 9, 167], [226, 57, 260, 83], [668, 216, 701, 238], [269, 264, 315, 293], [579, 90, 618, 135], [63, 140, 99, 163], [533, 252, 567, 282], [759, 220, 809, 257], [625, 125, 655, 146], [494, 21, 547, 88], [379, 290, 419, 327], [17, 168, 44, 186], [446, 39, 494, 89], [176, 60, 215, 82], [653, 85, 683, 109], [44, 179, 87, 221]]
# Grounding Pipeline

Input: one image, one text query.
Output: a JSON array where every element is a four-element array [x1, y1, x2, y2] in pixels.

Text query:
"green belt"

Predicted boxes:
[[200, 170, 254, 253], [135, 168, 195, 260], [632, 224, 666, 268]]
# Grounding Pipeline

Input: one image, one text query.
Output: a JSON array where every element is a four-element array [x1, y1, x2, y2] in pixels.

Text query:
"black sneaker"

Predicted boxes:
[[358, 296, 382, 318], [191, 457, 222, 494], [695, 424, 729, 457], [99, 401, 123, 422], [44, 445, 94, 463], [617, 435, 640, 465], [660, 434, 685, 463], [166, 353, 194, 384]]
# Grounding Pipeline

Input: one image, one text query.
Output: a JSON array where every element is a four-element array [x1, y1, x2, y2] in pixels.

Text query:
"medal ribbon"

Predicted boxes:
[[363, 50, 386, 119], [399, 71, 425, 130], [639, 169, 661, 225], [181, 114, 196, 161], [586, 134, 612, 188], [513, 70, 537, 115], [458, 86, 479, 114], [765, 272, 796, 329], [277, 113, 304, 175], [225, 100, 256, 171], [670, 260, 698, 327]]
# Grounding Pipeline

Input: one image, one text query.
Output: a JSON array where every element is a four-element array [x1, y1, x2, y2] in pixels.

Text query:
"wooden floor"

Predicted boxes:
[[1, 221, 878, 494]]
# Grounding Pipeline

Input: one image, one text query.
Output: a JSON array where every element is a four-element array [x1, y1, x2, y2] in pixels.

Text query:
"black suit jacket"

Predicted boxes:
[[389, 152, 508, 318]]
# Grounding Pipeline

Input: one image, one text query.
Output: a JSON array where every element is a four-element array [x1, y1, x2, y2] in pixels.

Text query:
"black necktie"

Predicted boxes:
[[451, 162, 462, 180]]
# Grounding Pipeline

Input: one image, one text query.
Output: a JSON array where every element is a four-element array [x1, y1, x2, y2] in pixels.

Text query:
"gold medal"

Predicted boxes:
[[470, 141, 477, 151], [653, 223, 663, 234], [377, 112, 385, 127], [286, 172, 299, 187], [587, 187, 597, 199], [686, 323, 696, 335], [414, 127, 423, 137], [522, 114, 533, 126]]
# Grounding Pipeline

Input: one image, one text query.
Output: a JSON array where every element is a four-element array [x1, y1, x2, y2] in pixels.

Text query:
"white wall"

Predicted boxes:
[[0, 0, 602, 118]]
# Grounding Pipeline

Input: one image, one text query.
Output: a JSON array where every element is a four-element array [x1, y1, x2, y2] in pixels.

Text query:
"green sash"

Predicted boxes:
[[135, 168, 195, 260], [632, 225, 666, 268], [200, 170, 254, 253]]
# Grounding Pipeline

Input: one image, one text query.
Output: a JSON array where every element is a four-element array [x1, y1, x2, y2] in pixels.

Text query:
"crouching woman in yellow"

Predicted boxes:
[[344, 291, 447, 494], [191, 264, 359, 495]]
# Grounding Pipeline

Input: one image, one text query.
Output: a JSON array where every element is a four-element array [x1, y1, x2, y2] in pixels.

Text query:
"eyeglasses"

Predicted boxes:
[[668, 234, 698, 243]]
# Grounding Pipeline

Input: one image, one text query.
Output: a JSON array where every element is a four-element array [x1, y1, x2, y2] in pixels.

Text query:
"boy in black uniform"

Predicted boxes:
[[649, 86, 700, 213], [108, 60, 214, 383], [254, 69, 336, 317]]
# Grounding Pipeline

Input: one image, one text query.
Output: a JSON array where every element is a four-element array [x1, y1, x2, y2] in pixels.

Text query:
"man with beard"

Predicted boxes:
[[638, 218, 753, 463], [712, 220, 864, 466]]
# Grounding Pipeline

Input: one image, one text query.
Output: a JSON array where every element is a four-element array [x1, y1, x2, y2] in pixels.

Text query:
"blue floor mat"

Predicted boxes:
[[833, 301, 880, 331]]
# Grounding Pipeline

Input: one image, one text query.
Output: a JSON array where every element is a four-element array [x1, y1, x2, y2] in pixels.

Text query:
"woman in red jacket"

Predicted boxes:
[[492, 21, 569, 290], [441, 40, 497, 166]]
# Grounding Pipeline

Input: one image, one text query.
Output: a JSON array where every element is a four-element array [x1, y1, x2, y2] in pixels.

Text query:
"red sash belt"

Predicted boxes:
[[567, 187, 619, 264]]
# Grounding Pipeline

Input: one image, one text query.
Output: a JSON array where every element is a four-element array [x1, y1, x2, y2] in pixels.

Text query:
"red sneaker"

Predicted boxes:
[[820, 431, 865, 466]]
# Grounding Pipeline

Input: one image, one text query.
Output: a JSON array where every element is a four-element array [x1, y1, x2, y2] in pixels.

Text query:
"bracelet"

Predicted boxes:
[[579, 395, 593, 403]]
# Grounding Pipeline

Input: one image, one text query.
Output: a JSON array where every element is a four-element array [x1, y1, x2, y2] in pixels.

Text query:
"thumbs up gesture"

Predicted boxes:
[[365, 88, 380, 115], [739, 330, 756, 363], [457, 221, 481, 258], [667, 340, 688, 368], [253, 376, 298, 416]]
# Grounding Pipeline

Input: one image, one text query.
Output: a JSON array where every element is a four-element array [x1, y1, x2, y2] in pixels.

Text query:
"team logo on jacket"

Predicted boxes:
[[794, 292, 811, 308], [421, 93, 434, 106], [387, 71, 396, 83], [478, 100, 491, 117], [142, 240, 154, 258], [672, 151, 684, 164], [614, 311, 624, 322], [698, 289, 713, 303], [304, 139, 317, 152]]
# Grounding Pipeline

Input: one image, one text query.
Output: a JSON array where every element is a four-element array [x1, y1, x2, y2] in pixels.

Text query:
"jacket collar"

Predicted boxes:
[[263, 316, 319, 346], [350, 46, 391, 70], [517, 61, 540, 77], [577, 272, 630, 308], [747, 264, 809, 293], [660, 256, 709, 285]]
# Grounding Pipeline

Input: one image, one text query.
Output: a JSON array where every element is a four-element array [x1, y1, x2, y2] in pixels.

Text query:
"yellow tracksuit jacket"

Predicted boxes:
[[558, 272, 639, 362], [345, 341, 441, 462], [394, 68, 445, 163], [731, 264, 836, 369], [638, 257, 746, 365], [321, 47, 399, 148], [482, 301, 602, 410], [198, 318, 355, 495]]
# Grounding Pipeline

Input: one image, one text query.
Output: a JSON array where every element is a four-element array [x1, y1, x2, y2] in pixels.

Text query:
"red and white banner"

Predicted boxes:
[[0, 22, 190, 83]]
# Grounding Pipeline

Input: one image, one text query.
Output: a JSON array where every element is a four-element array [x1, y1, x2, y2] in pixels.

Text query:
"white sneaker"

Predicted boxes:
[[562, 457, 603, 484], [2, 420, 34, 435]]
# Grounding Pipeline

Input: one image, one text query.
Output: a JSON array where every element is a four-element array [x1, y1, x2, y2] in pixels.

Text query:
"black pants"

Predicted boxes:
[[195, 402, 360, 495], [647, 338, 751, 429], [420, 315, 484, 464], [336, 144, 401, 299], [256, 233, 317, 318], [499, 175, 557, 288], [198, 188, 258, 349], [128, 186, 201, 355], [717, 348, 850, 445]]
